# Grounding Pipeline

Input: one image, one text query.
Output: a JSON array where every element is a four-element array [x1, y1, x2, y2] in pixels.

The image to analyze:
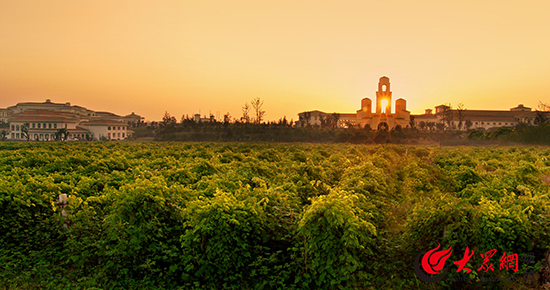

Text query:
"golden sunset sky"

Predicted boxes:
[[1, 0, 549, 121]]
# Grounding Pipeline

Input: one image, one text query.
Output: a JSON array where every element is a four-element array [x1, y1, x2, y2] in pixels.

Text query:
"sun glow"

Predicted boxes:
[[381, 99, 388, 114]]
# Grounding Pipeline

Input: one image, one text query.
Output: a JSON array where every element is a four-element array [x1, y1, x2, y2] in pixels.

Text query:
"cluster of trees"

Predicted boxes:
[[153, 97, 285, 129]]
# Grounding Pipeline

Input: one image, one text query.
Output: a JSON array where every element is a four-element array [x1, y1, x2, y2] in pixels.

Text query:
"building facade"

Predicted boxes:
[[414, 104, 537, 131], [297, 76, 411, 130], [1, 100, 139, 141], [297, 76, 539, 131]]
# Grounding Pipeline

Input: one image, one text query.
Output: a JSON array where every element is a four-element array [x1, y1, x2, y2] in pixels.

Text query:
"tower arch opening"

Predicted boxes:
[[377, 122, 389, 131]]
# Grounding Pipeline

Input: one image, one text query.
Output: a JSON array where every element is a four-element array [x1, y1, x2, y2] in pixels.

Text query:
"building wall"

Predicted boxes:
[[81, 124, 128, 140], [3, 100, 138, 141], [7, 121, 70, 140], [0, 109, 11, 123], [106, 125, 127, 140]]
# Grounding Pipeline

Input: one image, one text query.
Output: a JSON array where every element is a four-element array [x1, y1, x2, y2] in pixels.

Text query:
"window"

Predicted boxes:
[[54, 124, 57, 129], [11, 125, 14, 131], [122, 133, 125, 138], [43, 123, 46, 128], [32, 123, 35, 128], [65, 124, 67, 128], [16, 125, 19, 131], [38, 123, 41, 128], [117, 133, 120, 137], [475, 122, 478, 125], [16, 133, 19, 139], [505, 123, 508, 125], [499, 123, 501, 125], [108, 126, 111, 130], [108, 133, 111, 138], [48, 123, 52, 129], [11, 133, 14, 138], [481, 122, 484, 125], [118, 127, 120, 130]]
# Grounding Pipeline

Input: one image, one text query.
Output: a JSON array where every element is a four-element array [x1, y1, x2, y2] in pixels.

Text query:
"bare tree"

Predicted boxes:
[[409, 115, 416, 129], [319, 115, 328, 128], [456, 103, 466, 130], [534, 101, 550, 125], [223, 112, 232, 124], [439, 104, 454, 130], [241, 103, 251, 123], [427, 121, 435, 131], [331, 113, 340, 128], [303, 112, 311, 127], [419, 121, 426, 130], [180, 114, 188, 124], [21, 123, 30, 141], [56, 128, 69, 141], [251, 97, 265, 124], [465, 119, 473, 131], [161, 111, 177, 127]]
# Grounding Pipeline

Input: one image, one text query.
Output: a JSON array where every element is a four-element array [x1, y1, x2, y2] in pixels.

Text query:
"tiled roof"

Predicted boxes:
[[469, 116, 518, 122], [67, 127, 89, 133], [9, 110, 79, 122], [16, 110, 70, 116], [299, 110, 328, 115], [10, 116, 77, 122], [339, 113, 357, 117], [95, 111, 121, 117], [80, 120, 127, 126]]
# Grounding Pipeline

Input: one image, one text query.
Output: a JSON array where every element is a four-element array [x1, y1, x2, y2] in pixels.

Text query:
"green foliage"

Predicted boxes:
[[0, 142, 549, 289], [180, 191, 269, 289], [295, 191, 376, 289]]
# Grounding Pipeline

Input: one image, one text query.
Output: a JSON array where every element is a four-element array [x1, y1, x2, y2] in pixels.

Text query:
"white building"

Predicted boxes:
[[1, 100, 139, 141], [80, 120, 129, 140]]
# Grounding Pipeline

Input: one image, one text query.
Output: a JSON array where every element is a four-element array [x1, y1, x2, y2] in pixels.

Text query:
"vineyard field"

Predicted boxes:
[[1, 141, 549, 289]]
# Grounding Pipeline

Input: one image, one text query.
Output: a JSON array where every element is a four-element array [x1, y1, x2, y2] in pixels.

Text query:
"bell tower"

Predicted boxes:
[[375, 76, 392, 114]]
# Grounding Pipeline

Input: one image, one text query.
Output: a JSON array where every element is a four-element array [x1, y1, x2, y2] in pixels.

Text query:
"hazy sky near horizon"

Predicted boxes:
[[1, 0, 549, 121]]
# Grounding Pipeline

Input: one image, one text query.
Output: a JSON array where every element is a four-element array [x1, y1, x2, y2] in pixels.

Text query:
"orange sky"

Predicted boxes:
[[1, 0, 549, 121]]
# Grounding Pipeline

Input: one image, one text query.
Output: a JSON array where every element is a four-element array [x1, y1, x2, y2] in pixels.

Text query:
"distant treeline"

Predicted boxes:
[[135, 113, 550, 145], [467, 123, 550, 145]]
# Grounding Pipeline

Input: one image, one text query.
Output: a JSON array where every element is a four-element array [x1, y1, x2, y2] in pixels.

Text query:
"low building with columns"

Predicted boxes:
[[1, 99, 139, 141]]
